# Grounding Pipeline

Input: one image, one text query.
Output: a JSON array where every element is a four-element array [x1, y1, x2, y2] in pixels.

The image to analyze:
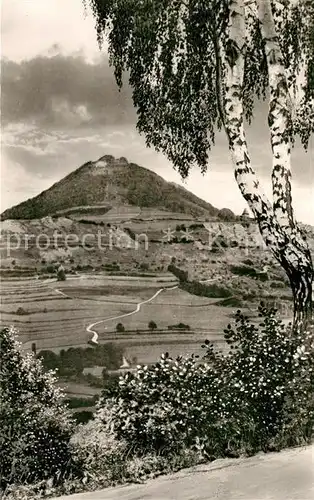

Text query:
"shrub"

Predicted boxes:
[[167, 264, 188, 282], [97, 354, 218, 454], [37, 350, 60, 371], [210, 246, 222, 254], [189, 223, 204, 230], [15, 307, 29, 316], [116, 323, 125, 333], [57, 267, 66, 281], [270, 280, 285, 289], [0, 327, 76, 488], [148, 320, 157, 331], [168, 323, 190, 330], [230, 240, 239, 248], [230, 264, 257, 278], [69, 418, 202, 490], [104, 263, 120, 272], [181, 280, 233, 298], [217, 307, 314, 450], [70, 418, 127, 479], [257, 272, 268, 282], [124, 227, 136, 240], [242, 259, 254, 266], [241, 287, 257, 299], [217, 208, 236, 221], [72, 411, 94, 425], [97, 306, 314, 458], [230, 265, 268, 282], [45, 264, 56, 274], [139, 262, 149, 271], [217, 296, 243, 307]]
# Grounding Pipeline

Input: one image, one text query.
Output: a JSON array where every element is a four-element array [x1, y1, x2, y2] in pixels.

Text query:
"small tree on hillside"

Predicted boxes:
[[116, 322, 125, 333], [57, 264, 66, 281], [0, 327, 74, 488], [85, 0, 314, 332], [148, 320, 158, 331]]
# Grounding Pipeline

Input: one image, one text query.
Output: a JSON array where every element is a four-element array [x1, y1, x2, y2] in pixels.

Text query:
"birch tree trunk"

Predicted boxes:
[[256, 0, 313, 331], [223, 0, 313, 331]]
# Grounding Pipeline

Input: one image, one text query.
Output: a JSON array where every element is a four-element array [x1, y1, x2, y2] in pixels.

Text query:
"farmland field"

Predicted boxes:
[[0, 274, 231, 360]]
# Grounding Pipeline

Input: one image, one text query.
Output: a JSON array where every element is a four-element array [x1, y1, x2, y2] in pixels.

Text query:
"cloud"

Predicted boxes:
[[2, 51, 312, 183], [1, 53, 135, 129]]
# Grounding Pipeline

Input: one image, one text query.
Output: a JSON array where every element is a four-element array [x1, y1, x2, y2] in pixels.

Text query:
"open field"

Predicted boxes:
[[58, 381, 101, 398], [0, 274, 231, 358], [120, 340, 225, 365]]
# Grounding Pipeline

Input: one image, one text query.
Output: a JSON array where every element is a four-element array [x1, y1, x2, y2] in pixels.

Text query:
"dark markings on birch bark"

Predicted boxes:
[[224, 0, 314, 331]]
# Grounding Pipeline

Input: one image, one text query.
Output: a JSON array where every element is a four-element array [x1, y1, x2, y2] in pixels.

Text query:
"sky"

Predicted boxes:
[[1, 0, 313, 223]]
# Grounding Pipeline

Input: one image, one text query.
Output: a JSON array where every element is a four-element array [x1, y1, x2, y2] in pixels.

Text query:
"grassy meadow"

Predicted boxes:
[[0, 275, 230, 358]]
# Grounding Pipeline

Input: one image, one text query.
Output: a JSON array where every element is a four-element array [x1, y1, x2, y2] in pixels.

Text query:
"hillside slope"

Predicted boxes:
[[1, 155, 228, 220]]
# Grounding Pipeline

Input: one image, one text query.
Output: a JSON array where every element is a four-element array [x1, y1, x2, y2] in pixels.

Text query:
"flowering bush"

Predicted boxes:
[[96, 305, 314, 457], [70, 410, 204, 488], [209, 305, 314, 450], [0, 327, 76, 488], [97, 354, 224, 454], [3, 421, 201, 500], [70, 418, 128, 481]]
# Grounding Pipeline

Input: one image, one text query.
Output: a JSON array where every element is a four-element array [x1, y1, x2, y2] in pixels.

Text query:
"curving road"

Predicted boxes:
[[86, 285, 179, 344], [54, 445, 314, 500]]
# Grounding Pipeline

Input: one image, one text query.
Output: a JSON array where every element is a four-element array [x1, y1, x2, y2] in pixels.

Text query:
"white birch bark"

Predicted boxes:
[[255, 0, 313, 329], [223, 0, 313, 329], [223, 0, 279, 250], [255, 0, 294, 230]]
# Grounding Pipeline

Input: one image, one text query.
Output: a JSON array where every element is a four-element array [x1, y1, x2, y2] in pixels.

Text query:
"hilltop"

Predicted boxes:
[[1, 153, 313, 314], [0, 155, 234, 221]]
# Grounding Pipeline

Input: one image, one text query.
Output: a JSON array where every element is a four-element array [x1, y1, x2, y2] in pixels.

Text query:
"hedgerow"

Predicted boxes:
[[96, 305, 314, 457]]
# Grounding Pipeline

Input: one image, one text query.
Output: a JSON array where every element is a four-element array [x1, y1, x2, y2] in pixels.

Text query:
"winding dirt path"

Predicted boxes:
[[18, 274, 219, 347], [52, 276, 220, 343], [86, 285, 179, 344]]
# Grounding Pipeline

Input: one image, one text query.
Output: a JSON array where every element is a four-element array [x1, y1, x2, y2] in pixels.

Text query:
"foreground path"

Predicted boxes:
[[55, 445, 313, 500]]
